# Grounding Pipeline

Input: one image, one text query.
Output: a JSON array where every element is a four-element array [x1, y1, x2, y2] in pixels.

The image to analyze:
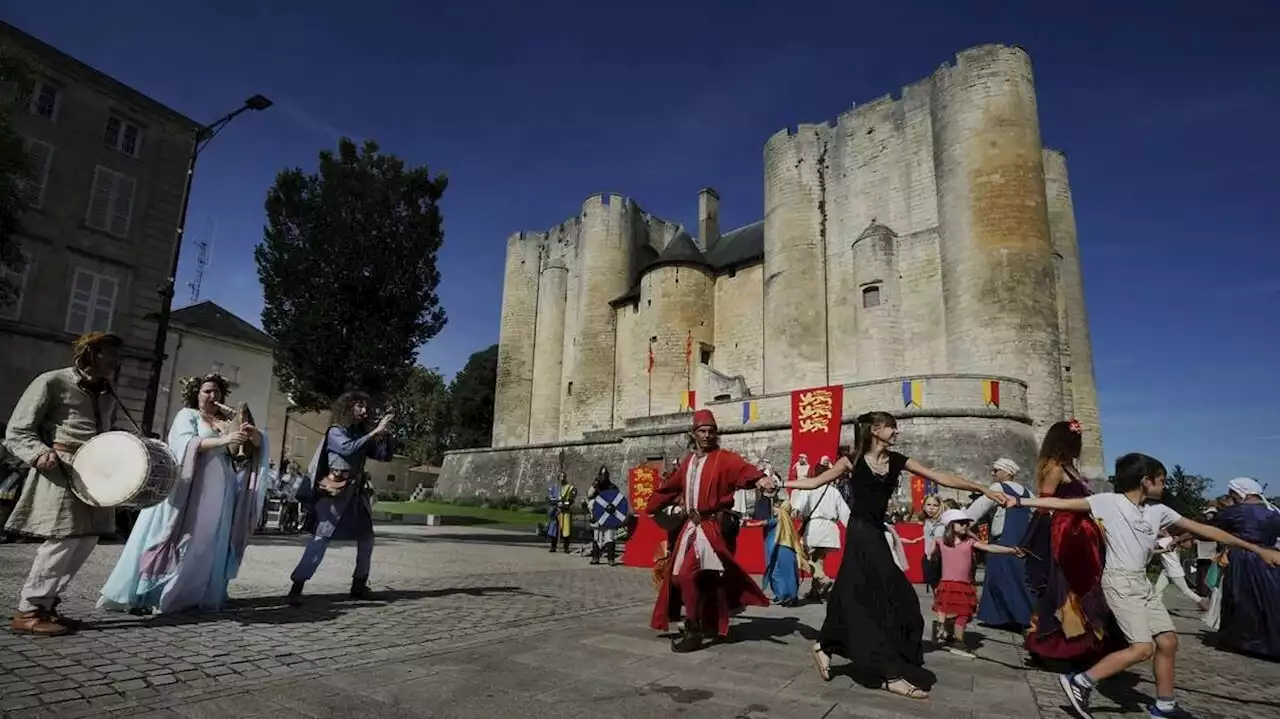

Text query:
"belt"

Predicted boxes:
[[686, 508, 732, 526], [52, 443, 74, 454]]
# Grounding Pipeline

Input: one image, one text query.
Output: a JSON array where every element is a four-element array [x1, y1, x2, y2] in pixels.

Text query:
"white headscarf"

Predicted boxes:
[[993, 458, 1020, 476], [1228, 477, 1278, 513]]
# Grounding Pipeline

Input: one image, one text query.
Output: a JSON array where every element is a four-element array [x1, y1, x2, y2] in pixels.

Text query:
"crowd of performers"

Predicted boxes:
[[2, 332, 397, 635], [3, 333, 1279, 717], [643, 408, 1280, 716]]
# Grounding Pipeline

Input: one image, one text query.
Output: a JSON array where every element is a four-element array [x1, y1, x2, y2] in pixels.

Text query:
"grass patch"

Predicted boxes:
[[374, 500, 540, 525]]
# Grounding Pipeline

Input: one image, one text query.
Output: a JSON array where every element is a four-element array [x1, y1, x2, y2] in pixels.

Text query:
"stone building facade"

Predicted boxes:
[[0, 21, 198, 428], [439, 44, 1104, 499]]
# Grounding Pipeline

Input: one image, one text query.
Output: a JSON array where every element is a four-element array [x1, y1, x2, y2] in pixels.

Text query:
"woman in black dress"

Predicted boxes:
[[782, 411, 1007, 700]]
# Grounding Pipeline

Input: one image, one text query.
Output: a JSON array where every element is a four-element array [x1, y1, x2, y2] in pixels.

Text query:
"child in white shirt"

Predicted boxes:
[[1007, 452, 1280, 719]]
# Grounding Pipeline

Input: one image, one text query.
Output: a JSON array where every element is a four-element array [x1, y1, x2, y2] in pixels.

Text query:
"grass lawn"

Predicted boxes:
[[373, 501, 540, 526]]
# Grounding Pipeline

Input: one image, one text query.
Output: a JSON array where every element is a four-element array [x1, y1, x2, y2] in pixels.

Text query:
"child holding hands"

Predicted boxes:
[[930, 508, 1024, 656], [1003, 453, 1280, 718]]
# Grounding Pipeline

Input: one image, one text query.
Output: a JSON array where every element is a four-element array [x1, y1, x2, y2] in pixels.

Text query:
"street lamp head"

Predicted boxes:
[[244, 94, 273, 111]]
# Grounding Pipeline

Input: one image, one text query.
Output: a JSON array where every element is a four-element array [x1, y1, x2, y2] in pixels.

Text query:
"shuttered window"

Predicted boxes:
[[17, 139, 54, 209], [85, 165, 137, 237], [64, 268, 118, 334], [0, 250, 31, 322]]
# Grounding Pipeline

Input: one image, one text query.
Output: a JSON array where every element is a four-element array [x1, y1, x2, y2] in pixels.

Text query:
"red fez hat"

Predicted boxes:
[[692, 409, 717, 430]]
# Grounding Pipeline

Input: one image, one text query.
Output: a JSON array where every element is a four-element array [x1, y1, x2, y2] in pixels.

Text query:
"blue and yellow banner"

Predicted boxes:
[[902, 380, 923, 408], [741, 400, 758, 425]]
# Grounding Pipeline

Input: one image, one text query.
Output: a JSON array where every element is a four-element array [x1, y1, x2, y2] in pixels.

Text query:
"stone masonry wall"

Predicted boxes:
[[491, 232, 540, 446], [711, 264, 763, 395]]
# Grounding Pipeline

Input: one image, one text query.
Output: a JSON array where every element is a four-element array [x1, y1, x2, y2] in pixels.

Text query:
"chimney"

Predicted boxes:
[[697, 188, 719, 250]]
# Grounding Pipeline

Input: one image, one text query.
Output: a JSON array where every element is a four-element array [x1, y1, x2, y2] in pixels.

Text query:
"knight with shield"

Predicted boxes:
[[587, 466, 629, 565]]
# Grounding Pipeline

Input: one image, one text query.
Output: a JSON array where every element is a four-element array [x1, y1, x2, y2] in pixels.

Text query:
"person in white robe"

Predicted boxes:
[[791, 477, 850, 598]]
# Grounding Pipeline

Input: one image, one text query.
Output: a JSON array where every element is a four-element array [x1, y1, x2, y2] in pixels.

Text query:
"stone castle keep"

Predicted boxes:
[[437, 44, 1105, 500]]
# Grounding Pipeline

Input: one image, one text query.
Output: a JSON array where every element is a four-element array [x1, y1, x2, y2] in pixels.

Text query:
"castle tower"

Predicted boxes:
[[560, 194, 631, 439], [645, 232, 715, 414], [1044, 149, 1103, 474], [851, 222, 905, 379], [763, 124, 832, 392], [931, 45, 1064, 432], [491, 232, 542, 446], [527, 227, 572, 444]]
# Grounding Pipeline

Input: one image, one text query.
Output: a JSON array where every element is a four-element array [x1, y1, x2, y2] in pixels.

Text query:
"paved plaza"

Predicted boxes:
[[1, 525, 1276, 719]]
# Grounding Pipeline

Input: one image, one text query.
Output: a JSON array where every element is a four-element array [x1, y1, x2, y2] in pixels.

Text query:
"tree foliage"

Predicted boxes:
[[447, 344, 498, 450], [1163, 464, 1212, 518], [256, 137, 448, 410], [0, 48, 34, 310], [386, 365, 451, 465]]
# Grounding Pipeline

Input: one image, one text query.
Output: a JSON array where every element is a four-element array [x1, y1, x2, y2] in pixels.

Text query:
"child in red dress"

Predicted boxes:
[[930, 509, 1024, 655]]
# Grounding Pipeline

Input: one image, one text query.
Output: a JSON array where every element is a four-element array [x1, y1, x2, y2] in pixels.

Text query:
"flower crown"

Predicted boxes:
[[1067, 418, 1083, 434], [180, 373, 230, 399]]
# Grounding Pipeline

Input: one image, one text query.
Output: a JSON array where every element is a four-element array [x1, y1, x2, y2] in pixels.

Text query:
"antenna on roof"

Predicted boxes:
[[186, 217, 217, 303]]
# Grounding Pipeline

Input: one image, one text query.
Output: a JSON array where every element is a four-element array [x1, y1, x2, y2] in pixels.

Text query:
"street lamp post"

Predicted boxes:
[[141, 94, 273, 434]]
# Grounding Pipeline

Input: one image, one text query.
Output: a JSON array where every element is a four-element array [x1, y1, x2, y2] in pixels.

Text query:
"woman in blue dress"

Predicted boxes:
[[965, 457, 1035, 629], [751, 487, 805, 607], [99, 374, 270, 614], [1212, 477, 1280, 659]]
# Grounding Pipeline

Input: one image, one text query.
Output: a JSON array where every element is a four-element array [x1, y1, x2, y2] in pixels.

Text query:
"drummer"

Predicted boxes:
[[3, 331, 124, 636]]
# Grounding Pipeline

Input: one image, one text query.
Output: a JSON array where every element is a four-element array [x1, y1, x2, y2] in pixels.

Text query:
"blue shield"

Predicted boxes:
[[590, 487, 630, 530]]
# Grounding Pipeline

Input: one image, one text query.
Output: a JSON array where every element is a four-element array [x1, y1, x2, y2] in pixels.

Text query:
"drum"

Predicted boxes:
[[69, 431, 179, 509]]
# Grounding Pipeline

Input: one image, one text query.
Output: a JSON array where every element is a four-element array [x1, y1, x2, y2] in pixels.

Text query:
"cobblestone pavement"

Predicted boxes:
[[1, 526, 1276, 718]]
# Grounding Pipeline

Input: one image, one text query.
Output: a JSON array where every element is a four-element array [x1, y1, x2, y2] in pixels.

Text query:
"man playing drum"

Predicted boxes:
[[4, 331, 123, 636]]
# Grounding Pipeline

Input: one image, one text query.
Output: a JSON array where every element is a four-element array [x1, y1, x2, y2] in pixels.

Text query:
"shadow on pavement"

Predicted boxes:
[[246, 529, 546, 548], [717, 615, 819, 647], [77, 585, 538, 630]]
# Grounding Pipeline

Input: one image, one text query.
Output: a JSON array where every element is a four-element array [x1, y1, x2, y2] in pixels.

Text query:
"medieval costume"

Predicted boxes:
[[4, 332, 123, 636], [547, 473, 577, 553], [98, 374, 270, 614], [761, 490, 806, 606], [646, 409, 771, 652], [587, 466, 621, 565], [965, 458, 1035, 629], [1211, 478, 1280, 659], [287, 392, 395, 604], [791, 481, 849, 599]]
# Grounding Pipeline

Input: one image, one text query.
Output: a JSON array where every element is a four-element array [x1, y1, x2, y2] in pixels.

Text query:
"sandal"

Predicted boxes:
[[810, 644, 831, 682], [882, 678, 928, 700]]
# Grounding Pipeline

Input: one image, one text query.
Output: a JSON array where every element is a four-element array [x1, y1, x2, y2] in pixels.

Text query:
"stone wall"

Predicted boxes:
[[437, 373, 1035, 502]]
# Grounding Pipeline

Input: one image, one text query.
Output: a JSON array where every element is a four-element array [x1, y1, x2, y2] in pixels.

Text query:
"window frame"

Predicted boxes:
[[63, 267, 119, 335], [29, 80, 62, 121], [103, 115, 145, 158], [0, 249, 33, 322], [861, 285, 883, 309]]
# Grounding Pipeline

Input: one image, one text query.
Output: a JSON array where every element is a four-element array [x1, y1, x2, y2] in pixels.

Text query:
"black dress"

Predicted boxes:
[[819, 452, 925, 682]]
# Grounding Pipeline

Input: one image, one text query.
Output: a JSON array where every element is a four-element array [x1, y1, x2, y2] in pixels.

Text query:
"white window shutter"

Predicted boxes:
[[20, 141, 54, 209], [86, 166, 115, 231], [109, 175, 136, 236], [91, 275, 117, 331], [66, 269, 93, 333]]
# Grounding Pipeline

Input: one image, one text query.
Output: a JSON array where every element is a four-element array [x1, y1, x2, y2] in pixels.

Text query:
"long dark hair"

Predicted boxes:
[[182, 374, 230, 409], [842, 411, 897, 470], [1035, 420, 1083, 492], [331, 390, 372, 431]]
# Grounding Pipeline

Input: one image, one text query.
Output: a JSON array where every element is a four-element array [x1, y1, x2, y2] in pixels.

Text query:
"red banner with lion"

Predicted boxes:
[[790, 385, 843, 471], [621, 462, 666, 570]]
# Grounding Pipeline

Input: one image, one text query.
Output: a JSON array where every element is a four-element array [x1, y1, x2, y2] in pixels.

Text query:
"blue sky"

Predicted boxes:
[[7, 1, 1276, 490]]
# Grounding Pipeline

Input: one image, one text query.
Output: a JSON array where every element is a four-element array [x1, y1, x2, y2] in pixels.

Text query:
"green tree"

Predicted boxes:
[[387, 365, 451, 465], [1163, 464, 1212, 518], [0, 48, 34, 310], [256, 138, 448, 410], [447, 344, 497, 450]]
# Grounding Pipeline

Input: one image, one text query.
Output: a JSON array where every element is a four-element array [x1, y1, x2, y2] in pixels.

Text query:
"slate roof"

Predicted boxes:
[[610, 219, 766, 306], [170, 301, 275, 349]]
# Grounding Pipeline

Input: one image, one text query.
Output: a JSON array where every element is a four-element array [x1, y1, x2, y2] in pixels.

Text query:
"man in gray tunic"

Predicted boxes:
[[5, 332, 122, 636]]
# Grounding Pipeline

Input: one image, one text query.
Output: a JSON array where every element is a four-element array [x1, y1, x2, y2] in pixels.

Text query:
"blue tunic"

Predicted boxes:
[[305, 425, 395, 542], [1214, 502, 1280, 659], [975, 482, 1035, 628]]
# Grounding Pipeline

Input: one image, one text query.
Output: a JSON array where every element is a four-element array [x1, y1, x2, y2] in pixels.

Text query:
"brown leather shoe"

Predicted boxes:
[[11, 610, 71, 637]]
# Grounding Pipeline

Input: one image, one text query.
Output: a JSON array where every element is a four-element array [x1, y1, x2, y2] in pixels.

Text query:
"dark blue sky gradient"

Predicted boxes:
[[5, 1, 1276, 489]]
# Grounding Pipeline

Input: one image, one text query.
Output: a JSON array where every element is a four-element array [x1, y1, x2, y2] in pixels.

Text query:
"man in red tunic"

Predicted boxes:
[[646, 408, 775, 652]]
